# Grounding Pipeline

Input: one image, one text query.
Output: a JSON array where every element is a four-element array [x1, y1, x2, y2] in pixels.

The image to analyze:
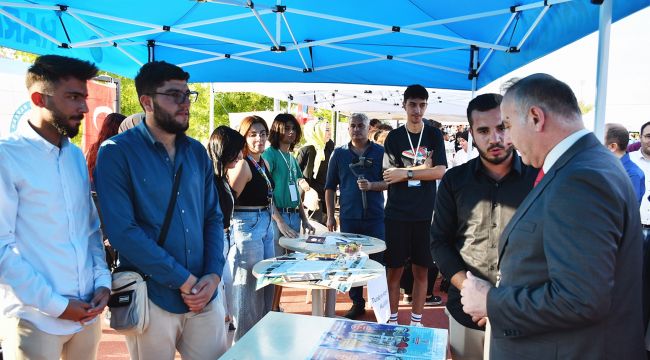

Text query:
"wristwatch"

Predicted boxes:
[[407, 169, 414, 180]]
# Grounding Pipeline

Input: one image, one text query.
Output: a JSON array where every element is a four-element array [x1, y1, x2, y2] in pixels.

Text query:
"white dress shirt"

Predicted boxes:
[[542, 128, 590, 173], [0, 122, 111, 335], [630, 150, 650, 225]]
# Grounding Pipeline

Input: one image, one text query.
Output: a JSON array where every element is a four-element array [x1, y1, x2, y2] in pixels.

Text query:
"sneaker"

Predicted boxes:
[[387, 320, 399, 325], [409, 321, 424, 327], [403, 294, 413, 304], [343, 304, 366, 319], [425, 295, 443, 306]]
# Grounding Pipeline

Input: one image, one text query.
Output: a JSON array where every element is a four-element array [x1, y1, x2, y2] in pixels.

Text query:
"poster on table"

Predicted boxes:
[[310, 320, 447, 360]]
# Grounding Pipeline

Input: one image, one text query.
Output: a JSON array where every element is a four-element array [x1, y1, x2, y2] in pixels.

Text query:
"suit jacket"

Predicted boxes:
[[487, 133, 645, 360]]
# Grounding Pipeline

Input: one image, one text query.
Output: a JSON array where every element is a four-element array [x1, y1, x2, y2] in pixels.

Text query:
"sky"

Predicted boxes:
[[479, 6, 650, 132]]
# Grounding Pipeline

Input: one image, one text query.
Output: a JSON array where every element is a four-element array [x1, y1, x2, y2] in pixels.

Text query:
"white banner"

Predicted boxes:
[[0, 57, 30, 139], [367, 271, 390, 324]]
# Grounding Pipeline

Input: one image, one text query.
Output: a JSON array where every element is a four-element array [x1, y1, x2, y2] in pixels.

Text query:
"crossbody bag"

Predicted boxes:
[[107, 164, 183, 335]]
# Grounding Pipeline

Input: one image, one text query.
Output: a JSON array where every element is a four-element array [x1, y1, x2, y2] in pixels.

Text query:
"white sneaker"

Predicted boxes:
[[387, 320, 399, 325], [409, 321, 423, 327]]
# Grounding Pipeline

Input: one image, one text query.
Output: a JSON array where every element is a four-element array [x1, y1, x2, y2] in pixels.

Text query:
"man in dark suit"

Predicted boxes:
[[460, 73, 645, 359]]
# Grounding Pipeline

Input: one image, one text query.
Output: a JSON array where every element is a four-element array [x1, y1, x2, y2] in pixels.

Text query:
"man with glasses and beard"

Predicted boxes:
[[0, 55, 111, 359], [95, 61, 227, 359], [430, 94, 536, 359]]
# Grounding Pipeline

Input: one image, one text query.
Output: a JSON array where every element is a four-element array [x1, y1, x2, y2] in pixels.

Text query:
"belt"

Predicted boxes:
[[643, 224, 650, 229], [277, 207, 300, 213], [234, 207, 269, 213]]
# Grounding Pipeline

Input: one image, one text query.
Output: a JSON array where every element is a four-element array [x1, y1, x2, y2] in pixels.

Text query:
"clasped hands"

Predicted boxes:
[[59, 286, 110, 325], [460, 271, 492, 327], [180, 273, 221, 313]]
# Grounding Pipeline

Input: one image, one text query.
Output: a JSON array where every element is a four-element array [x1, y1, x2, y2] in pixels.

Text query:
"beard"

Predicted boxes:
[[49, 104, 82, 138], [153, 102, 189, 135], [476, 142, 515, 165]]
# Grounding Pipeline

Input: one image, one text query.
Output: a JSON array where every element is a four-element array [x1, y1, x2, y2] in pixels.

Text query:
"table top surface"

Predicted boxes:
[[220, 312, 448, 360], [252, 256, 384, 290], [279, 231, 386, 255]]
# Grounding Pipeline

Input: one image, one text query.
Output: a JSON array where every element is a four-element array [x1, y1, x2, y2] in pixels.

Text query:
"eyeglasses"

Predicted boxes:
[[149, 90, 199, 104]]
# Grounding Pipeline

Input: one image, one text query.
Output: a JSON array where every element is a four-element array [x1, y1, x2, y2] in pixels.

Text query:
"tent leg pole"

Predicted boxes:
[[594, 0, 612, 142], [209, 83, 215, 134]]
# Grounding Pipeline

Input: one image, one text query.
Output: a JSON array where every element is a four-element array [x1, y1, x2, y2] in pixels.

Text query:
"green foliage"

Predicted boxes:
[[105, 74, 276, 143], [578, 101, 594, 115]]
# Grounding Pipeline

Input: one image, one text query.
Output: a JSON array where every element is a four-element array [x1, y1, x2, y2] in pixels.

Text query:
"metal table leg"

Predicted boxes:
[[311, 289, 325, 316], [325, 289, 337, 317]]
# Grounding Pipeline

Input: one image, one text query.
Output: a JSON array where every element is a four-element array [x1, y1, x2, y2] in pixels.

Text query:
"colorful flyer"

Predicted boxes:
[[310, 320, 447, 360]]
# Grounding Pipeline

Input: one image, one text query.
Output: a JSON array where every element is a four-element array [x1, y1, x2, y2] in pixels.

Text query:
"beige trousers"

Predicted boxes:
[[1, 317, 102, 360], [446, 308, 487, 360], [125, 298, 228, 360]]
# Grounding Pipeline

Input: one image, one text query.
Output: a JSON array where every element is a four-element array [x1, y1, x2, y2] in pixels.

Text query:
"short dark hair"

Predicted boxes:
[[269, 113, 302, 151], [369, 118, 381, 128], [208, 126, 246, 178], [134, 61, 190, 100], [467, 93, 503, 127], [26, 55, 98, 92], [605, 123, 629, 152], [641, 121, 650, 136], [504, 73, 581, 122], [403, 84, 428, 103]]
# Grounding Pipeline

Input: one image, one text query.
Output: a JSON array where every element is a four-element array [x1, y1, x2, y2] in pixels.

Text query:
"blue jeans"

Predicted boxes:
[[340, 218, 385, 305], [229, 210, 274, 341], [273, 212, 302, 256]]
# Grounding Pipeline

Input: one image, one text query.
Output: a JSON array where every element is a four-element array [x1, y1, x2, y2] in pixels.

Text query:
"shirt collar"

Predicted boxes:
[[542, 128, 590, 173], [17, 120, 68, 154], [630, 149, 650, 162]]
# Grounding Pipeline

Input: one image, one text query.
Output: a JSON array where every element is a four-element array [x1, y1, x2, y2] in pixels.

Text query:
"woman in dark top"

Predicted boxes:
[[227, 115, 276, 341], [207, 126, 245, 330]]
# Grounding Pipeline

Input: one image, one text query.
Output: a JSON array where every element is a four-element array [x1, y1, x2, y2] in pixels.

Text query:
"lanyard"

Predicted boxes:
[[405, 124, 424, 164], [279, 150, 295, 182], [247, 155, 274, 204]]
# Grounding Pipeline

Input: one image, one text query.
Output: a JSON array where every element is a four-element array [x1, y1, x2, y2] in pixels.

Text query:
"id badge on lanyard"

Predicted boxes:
[[288, 181, 299, 202]]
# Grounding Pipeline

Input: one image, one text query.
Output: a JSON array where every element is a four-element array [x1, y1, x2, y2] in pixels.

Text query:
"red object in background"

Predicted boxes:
[[82, 80, 117, 154]]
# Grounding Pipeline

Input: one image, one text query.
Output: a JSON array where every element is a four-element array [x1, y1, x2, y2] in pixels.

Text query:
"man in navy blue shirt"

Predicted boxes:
[[95, 61, 226, 359], [325, 113, 387, 319], [605, 123, 645, 205]]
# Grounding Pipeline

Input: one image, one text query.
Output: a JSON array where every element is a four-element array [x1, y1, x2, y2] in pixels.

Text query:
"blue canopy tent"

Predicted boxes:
[[0, 0, 648, 135], [0, 0, 646, 89]]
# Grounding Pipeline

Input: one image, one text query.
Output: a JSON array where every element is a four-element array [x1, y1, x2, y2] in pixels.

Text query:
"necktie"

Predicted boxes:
[[534, 169, 545, 187]]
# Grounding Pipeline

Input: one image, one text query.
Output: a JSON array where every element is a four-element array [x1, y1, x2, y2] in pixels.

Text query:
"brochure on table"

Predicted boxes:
[[310, 320, 448, 360], [256, 253, 378, 293]]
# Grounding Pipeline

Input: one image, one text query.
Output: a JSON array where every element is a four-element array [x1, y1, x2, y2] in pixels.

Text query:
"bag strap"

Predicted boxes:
[[158, 164, 183, 247]]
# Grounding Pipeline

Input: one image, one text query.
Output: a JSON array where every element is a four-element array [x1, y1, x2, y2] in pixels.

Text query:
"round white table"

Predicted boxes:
[[252, 257, 384, 317], [279, 231, 386, 255], [277, 231, 386, 317]]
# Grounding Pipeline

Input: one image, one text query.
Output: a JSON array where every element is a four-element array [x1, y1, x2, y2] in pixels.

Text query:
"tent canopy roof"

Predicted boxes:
[[0, 0, 648, 89]]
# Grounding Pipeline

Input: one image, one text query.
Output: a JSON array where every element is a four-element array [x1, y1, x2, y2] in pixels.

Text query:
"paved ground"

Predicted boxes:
[[98, 280, 450, 359]]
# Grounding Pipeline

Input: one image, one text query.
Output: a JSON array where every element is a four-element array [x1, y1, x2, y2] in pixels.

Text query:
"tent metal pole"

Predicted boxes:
[[209, 83, 215, 134], [594, 0, 612, 142], [274, 98, 281, 112], [71, 29, 161, 48], [172, 28, 269, 50], [281, 13, 310, 70], [180, 54, 303, 71], [0, 8, 62, 46], [176, 12, 261, 29], [68, 12, 143, 65], [249, 4, 280, 49], [468, 46, 478, 155], [286, 29, 390, 51], [395, 58, 467, 74], [275, 0, 282, 45], [401, 28, 509, 51], [401, 46, 467, 58], [478, 12, 518, 73], [516, 5, 551, 50], [316, 58, 385, 71]]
